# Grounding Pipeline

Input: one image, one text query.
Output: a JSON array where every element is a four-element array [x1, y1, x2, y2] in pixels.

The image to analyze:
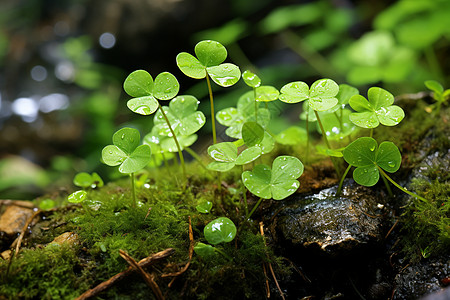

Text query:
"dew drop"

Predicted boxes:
[[370, 145, 375, 151], [121, 134, 125, 139], [388, 162, 395, 168]]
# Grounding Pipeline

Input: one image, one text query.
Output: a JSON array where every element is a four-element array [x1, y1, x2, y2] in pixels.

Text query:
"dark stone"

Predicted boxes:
[[393, 256, 449, 300], [269, 182, 388, 257]]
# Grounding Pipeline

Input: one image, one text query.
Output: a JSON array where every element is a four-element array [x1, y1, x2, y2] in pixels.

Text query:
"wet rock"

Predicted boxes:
[[270, 183, 388, 256], [421, 286, 450, 300], [49, 232, 80, 246], [0, 205, 34, 236], [393, 256, 449, 300]]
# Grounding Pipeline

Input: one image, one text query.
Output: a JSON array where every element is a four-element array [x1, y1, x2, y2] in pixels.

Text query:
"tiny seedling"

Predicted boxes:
[[242, 155, 304, 219], [216, 90, 271, 139], [242, 70, 279, 119], [123, 70, 188, 182], [338, 137, 426, 201], [194, 217, 237, 260], [196, 200, 213, 214], [177, 40, 241, 144], [348, 87, 405, 137], [101, 127, 152, 207], [424, 80, 449, 115], [279, 78, 340, 175], [73, 172, 103, 189]]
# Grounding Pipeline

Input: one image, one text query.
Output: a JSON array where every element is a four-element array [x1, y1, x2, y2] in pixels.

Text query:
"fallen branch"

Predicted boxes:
[[75, 248, 174, 300], [119, 250, 165, 300]]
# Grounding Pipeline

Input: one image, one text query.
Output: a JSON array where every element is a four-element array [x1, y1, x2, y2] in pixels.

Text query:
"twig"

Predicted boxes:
[[259, 222, 285, 300], [0, 200, 35, 209], [13, 209, 41, 257], [119, 250, 165, 300], [75, 248, 174, 300], [385, 218, 399, 239]]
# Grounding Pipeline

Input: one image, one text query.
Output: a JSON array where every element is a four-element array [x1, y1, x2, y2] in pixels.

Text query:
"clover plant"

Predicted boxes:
[[348, 87, 405, 137], [176, 40, 241, 144], [216, 90, 271, 139], [123, 70, 188, 181], [338, 137, 426, 201], [425, 80, 449, 115], [194, 217, 237, 260], [73, 172, 103, 189], [242, 70, 279, 119], [101, 127, 151, 207], [242, 155, 304, 219]]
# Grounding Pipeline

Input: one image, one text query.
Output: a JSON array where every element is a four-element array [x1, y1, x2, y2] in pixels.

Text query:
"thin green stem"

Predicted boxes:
[[184, 147, 207, 170], [214, 247, 232, 261], [380, 170, 393, 197], [369, 128, 374, 138], [241, 165, 248, 217], [131, 173, 136, 207], [315, 110, 342, 177], [424, 46, 444, 82], [247, 197, 264, 220], [158, 103, 187, 184], [205, 75, 217, 144], [378, 167, 428, 202], [305, 108, 310, 163], [336, 164, 352, 197], [254, 88, 258, 121]]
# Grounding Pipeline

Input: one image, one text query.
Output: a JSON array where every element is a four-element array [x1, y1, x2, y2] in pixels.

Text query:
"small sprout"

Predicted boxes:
[[196, 200, 213, 214], [242, 156, 304, 200], [39, 199, 56, 210], [203, 217, 237, 245], [216, 91, 271, 139], [73, 172, 103, 189], [68, 190, 87, 203], [349, 87, 405, 129], [102, 128, 151, 174], [424, 80, 449, 115], [102, 127, 151, 206]]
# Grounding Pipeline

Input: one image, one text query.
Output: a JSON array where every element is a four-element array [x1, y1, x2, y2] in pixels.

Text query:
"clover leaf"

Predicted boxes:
[[279, 79, 339, 111], [204, 217, 237, 245], [73, 172, 103, 189], [316, 109, 357, 141], [145, 127, 198, 154], [153, 95, 206, 137], [196, 200, 213, 214], [242, 70, 261, 88], [242, 156, 304, 200], [123, 70, 179, 115], [349, 87, 404, 128], [206, 142, 261, 172], [255, 86, 280, 102], [102, 127, 151, 174], [275, 126, 307, 145], [342, 137, 401, 186], [68, 190, 87, 203], [176, 40, 241, 87], [216, 91, 270, 139]]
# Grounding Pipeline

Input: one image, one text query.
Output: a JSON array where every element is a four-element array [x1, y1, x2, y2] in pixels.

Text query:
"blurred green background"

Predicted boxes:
[[1, 0, 449, 199]]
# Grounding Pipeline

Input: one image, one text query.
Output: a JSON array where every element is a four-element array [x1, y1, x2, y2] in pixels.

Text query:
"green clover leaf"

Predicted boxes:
[[279, 79, 339, 111], [316, 109, 357, 141], [242, 70, 261, 88], [349, 87, 405, 128], [176, 40, 241, 87], [123, 70, 179, 115], [216, 91, 271, 139], [153, 95, 206, 137], [242, 156, 304, 200], [206, 142, 261, 172], [275, 126, 307, 145], [102, 127, 152, 174], [68, 190, 87, 203], [204, 217, 237, 245], [343, 137, 401, 186], [73, 172, 103, 189], [255, 86, 280, 102]]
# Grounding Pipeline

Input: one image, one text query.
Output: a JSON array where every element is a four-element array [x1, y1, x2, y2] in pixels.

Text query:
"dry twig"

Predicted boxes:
[[119, 250, 165, 300], [13, 209, 41, 257]]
